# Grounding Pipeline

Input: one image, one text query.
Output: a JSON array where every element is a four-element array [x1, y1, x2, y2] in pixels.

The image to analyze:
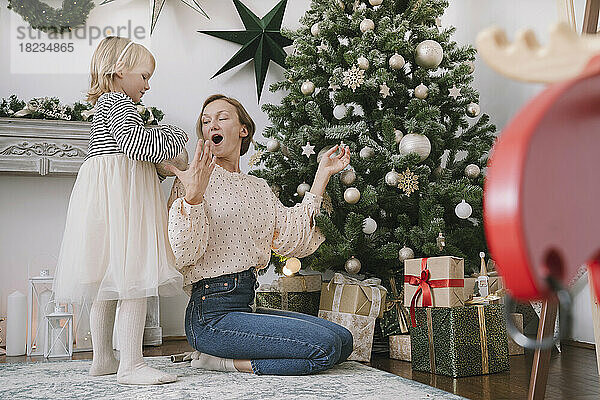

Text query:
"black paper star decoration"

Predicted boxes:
[[101, 0, 208, 35], [199, 0, 292, 102]]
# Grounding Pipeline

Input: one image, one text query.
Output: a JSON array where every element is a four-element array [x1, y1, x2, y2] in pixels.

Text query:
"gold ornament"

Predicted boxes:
[[248, 150, 264, 167], [360, 19, 375, 33], [414, 83, 428, 99], [322, 192, 334, 215], [266, 138, 280, 152], [398, 246, 414, 262], [345, 256, 362, 274], [369, 0, 383, 5], [389, 53, 405, 70], [301, 80, 315, 95], [342, 65, 365, 92], [397, 168, 419, 195], [357, 56, 369, 70], [359, 146, 374, 159], [415, 39, 443, 69], [466, 102, 481, 117], [285, 257, 302, 274], [344, 187, 361, 204], [394, 129, 404, 144], [399, 133, 431, 161], [340, 169, 356, 185], [465, 164, 481, 178], [297, 182, 311, 197]]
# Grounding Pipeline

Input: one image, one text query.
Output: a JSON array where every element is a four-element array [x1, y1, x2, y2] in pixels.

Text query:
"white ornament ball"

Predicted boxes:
[[362, 217, 377, 234], [465, 164, 481, 179], [394, 129, 404, 144], [466, 102, 481, 117], [455, 199, 473, 219], [414, 83, 429, 99], [155, 149, 189, 177], [333, 104, 347, 120], [266, 138, 280, 152], [357, 56, 369, 70], [389, 53, 405, 70], [399, 133, 431, 161], [415, 39, 444, 69], [385, 170, 399, 186], [297, 182, 311, 197], [344, 187, 361, 204], [340, 169, 356, 185], [398, 246, 414, 262], [285, 257, 302, 274], [359, 146, 374, 159], [369, 0, 383, 5], [345, 257, 362, 274], [301, 80, 315, 96], [360, 19, 375, 33], [310, 23, 320, 37]]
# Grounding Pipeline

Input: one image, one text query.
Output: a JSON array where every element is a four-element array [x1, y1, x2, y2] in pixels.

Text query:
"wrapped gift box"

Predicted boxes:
[[380, 276, 410, 337], [404, 257, 465, 310], [389, 334, 411, 361], [319, 274, 387, 318], [256, 274, 322, 316], [318, 309, 375, 362], [410, 305, 510, 377]]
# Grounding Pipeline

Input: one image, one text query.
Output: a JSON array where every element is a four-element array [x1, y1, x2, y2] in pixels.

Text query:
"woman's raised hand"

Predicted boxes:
[[317, 144, 351, 177], [164, 140, 216, 205]]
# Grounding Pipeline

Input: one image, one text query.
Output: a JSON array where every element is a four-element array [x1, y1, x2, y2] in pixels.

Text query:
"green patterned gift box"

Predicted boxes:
[[256, 274, 322, 316], [410, 305, 509, 377], [380, 276, 410, 337]]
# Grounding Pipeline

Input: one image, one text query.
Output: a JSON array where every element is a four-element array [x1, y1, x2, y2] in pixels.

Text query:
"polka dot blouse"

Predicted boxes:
[[167, 163, 325, 295]]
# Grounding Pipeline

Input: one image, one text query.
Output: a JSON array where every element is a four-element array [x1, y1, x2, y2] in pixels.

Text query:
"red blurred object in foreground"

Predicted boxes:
[[484, 55, 600, 302]]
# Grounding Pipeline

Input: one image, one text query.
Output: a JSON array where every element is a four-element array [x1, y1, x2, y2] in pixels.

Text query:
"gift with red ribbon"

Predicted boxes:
[[403, 256, 465, 327]]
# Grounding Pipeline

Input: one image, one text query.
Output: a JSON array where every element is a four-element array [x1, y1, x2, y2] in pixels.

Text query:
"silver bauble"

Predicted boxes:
[[414, 83, 429, 99], [270, 184, 281, 197], [394, 129, 404, 144], [344, 187, 361, 204], [398, 246, 414, 262], [369, 0, 383, 5], [465, 164, 481, 179], [297, 182, 311, 197], [415, 39, 444, 69], [310, 23, 320, 37], [362, 217, 377, 234], [155, 148, 189, 177], [357, 56, 369, 70], [360, 19, 375, 33], [345, 257, 362, 274], [340, 169, 356, 185], [266, 138, 280, 152], [333, 104, 347, 120], [301, 80, 315, 96], [399, 134, 431, 161], [455, 199, 473, 219], [466, 102, 481, 117], [385, 170, 399, 186], [389, 53, 405, 70], [359, 146, 374, 159]]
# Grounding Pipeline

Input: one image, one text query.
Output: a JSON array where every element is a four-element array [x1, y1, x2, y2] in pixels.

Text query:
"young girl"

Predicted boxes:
[[53, 37, 187, 385]]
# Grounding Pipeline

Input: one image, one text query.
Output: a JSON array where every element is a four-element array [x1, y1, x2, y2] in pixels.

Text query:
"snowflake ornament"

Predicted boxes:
[[397, 167, 419, 195], [343, 65, 365, 92], [302, 142, 316, 158]]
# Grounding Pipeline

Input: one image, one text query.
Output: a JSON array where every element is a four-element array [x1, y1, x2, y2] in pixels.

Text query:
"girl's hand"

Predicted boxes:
[[316, 144, 351, 178], [165, 140, 216, 205]]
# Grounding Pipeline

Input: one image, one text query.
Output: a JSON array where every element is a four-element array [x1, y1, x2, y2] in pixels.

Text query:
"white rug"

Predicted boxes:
[[0, 356, 466, 399]]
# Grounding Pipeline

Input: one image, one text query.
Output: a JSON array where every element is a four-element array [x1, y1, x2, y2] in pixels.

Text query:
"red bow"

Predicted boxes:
[[405, 258, 463, 327]]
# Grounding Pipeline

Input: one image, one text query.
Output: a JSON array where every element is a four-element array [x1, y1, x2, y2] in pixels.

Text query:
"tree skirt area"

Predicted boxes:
[[0, 357, 466, 399]]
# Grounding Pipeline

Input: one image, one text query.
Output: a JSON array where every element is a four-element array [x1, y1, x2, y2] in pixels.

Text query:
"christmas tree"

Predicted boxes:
[[251, 0, 496, 278]]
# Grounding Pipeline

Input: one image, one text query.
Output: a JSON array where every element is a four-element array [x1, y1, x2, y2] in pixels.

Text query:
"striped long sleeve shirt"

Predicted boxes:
[[86, 92, 187, 163]]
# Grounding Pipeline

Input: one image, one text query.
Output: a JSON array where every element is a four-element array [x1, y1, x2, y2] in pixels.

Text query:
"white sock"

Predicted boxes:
[[89, 300, 119, 376], [190, 352, 237, 372], [116, 298, 178, 385]]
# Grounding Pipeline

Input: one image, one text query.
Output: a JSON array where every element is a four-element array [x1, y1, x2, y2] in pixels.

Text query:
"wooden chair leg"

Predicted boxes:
[[528, 300, 558, 400]]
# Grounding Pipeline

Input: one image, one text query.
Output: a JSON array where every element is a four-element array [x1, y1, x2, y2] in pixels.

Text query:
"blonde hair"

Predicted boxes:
[[197, 94, 256, 156], [87, 37, 156, 105]]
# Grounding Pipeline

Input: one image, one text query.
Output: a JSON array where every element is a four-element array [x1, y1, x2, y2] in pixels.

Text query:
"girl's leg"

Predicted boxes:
[[188, 309, 343, 375], [256, 308, 354, 363], [116, 298, 177, 385], [89, 299, 119, 376]]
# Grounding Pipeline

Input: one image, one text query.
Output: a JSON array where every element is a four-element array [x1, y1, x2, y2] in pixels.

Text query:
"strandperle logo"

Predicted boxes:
[[15, 20, 147, 45]]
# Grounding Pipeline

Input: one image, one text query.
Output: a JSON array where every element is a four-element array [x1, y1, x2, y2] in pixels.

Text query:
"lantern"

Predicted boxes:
[[44, 306, 73, 358], [27, 271, 54, 356]]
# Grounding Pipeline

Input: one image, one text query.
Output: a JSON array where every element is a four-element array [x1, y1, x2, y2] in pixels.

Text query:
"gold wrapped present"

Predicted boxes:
[[318, 310, 375, 362], [389, 334, 411, 361], [319, 273, 387, 318]]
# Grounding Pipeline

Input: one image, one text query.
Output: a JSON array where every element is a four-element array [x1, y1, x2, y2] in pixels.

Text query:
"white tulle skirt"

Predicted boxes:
[[53, 154, 183, 303]]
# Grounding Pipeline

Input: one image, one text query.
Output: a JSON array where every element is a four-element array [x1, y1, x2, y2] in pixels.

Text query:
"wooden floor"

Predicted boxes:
[[2, 340, 599, 399]]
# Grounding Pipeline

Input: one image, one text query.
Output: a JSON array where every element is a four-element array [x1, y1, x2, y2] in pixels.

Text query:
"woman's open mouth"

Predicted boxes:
[[211, 134, 224, 145]]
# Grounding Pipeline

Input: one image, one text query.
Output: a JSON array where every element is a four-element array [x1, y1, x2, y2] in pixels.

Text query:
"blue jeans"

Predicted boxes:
[[184, 268, 354, 375]]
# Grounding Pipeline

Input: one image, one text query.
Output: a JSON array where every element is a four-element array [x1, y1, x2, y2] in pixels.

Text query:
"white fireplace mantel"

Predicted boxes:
[[0, 118, 90, 176]]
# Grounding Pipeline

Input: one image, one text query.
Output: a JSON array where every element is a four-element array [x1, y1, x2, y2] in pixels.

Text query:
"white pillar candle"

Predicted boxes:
[[6, 291, 27, 356]]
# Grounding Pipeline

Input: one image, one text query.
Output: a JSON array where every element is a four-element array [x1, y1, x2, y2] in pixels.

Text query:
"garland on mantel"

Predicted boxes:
[[0, 95, 164, 125]]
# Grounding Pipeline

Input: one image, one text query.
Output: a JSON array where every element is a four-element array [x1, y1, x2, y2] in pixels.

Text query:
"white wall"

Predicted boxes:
[[0, 0, 595, 342]]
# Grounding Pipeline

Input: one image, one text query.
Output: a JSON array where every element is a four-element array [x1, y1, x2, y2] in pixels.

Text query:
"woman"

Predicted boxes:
[[165, 94, 353, 375]]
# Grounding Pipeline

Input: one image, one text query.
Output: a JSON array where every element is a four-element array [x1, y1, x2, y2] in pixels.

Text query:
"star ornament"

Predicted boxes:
[[379, 83, 391, 98], [199, 0, 293, 102], [101, 0, 208, 34], [302, 142, 316, 158], [448, 85, 461, 99]]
